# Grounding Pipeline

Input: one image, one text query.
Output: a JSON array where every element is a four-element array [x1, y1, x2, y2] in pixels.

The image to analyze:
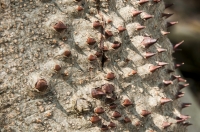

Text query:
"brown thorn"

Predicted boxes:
[[140, 110, 151, 117], [149, 65, 162, 72], [132, 10, 142, 17], [144, 52, 156, 59], [106, 72, 115, 80], [162, 13, 173, 18], [179, 83, 189, 89], [111, 41, 121, 49], [141, 37, 157, 48], [88, 55, 97, 61], [174, 40, 184, 50], [101, 83, 115, 94], [122, 99, 133, 107], [157, 48, 167, 53], [35, 79, 48, 92], [137, 0, 149, 5], [162, 122, 172, 129], [94, 107, 105, 114], [112, 111, 121, 118], [181, 103, 192, 109], [156, 61, 169, 66], [87, 37, 96, 45], [90, 115, 101, 123], [161, 30, 170, 35], [167, 21, 178, 28], [118, 26, 126, 32], [160, 97, 173, 105], [53, 21, 67, 32]]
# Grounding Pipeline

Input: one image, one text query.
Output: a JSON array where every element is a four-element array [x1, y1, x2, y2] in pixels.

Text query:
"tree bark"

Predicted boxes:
[[0, 0, 188, 132]]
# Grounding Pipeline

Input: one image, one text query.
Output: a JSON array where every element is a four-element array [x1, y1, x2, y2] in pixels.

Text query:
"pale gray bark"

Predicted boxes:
[[0, 0, 187, 132]]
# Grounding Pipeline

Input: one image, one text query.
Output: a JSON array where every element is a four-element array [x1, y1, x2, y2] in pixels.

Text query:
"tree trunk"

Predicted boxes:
[[0, 0, 189, 132]]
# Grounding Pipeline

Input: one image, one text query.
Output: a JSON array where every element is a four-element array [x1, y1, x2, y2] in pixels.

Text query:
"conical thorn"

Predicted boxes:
[[174, 40, 184, 50], [132, 10, 142, 17], [144, 52, 156, 58], [141, 37, 157, 48], [167, 21, 178, 27], [149, 65, 162, 72], [137, 0, 149, 5], [160, 98, 173, 105], [181, 103, 192, 109]]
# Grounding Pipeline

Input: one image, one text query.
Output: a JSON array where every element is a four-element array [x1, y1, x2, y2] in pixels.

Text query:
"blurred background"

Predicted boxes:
[[165, 0, 200, 131]]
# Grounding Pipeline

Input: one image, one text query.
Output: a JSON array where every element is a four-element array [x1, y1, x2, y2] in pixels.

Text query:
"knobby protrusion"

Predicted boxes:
[[157, 48, 167, 53], [105, 30, 113, 38], [183, 122, 192, 126], [135, 121, 141, 126], [109, 103, 117, 110], [135, 25, 146, 31], [179, 115, 191, 120], [112, 41, 121, 49], [91, 87, 105, 99], [53, 21, 67, 32], [176, 118, 186, 123], [162, 122, 172, 129], [35, 79, 48, 92], [141, 110, 151, 117], [178, 77, 187, 82], [149, 65, 162, 72], [137, 0, 149, 5], [105, 97, 116, 104], [175, 62, 184, 69], [108, 122, 116, 128], [128, 70, 137, 76], [54, 65, 61, 72], [162, 13, 173, 18], [156, 61, 169, 66], [88, 55, 97, 61], [160, 98, 173, 105], [142, 13, 154, 20], [132, 10, 142, 17], [90, 115, 101, 123], [63, 50, 71, 57], [179, 83, 189, 89], [176, 92, 185, 99], [171, 75, 181, 80], [77, 6, 84, 11], [93, 21, 102, 28], [167, 21, 178, 27], [153, 0, 161, 3], [141, 37, 157, 48], [101, 83, 115, 94], [101, 125, 109, 131], [163, 80, 173, 86], [106, 72, 115, 80], [122, 99, 133, 107], [144, 52, 156, 59], [161, 31, 170, 35], [173, 40, 184, 50], [181, 103, 192, 109], [87, 37, 96, 45], [102, 46, 109, 52], [123, 117, 131, 123], [94, 107, 104, 114], [112, 111, 121, 118], [118, 26, 126, 32]]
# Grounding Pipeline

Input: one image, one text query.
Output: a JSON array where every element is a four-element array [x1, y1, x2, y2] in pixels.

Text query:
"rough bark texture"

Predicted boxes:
[[0, 0, 188, 132]]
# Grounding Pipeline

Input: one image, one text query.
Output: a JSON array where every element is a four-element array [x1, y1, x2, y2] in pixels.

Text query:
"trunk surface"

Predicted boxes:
[[0, 0, 188, 132]]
